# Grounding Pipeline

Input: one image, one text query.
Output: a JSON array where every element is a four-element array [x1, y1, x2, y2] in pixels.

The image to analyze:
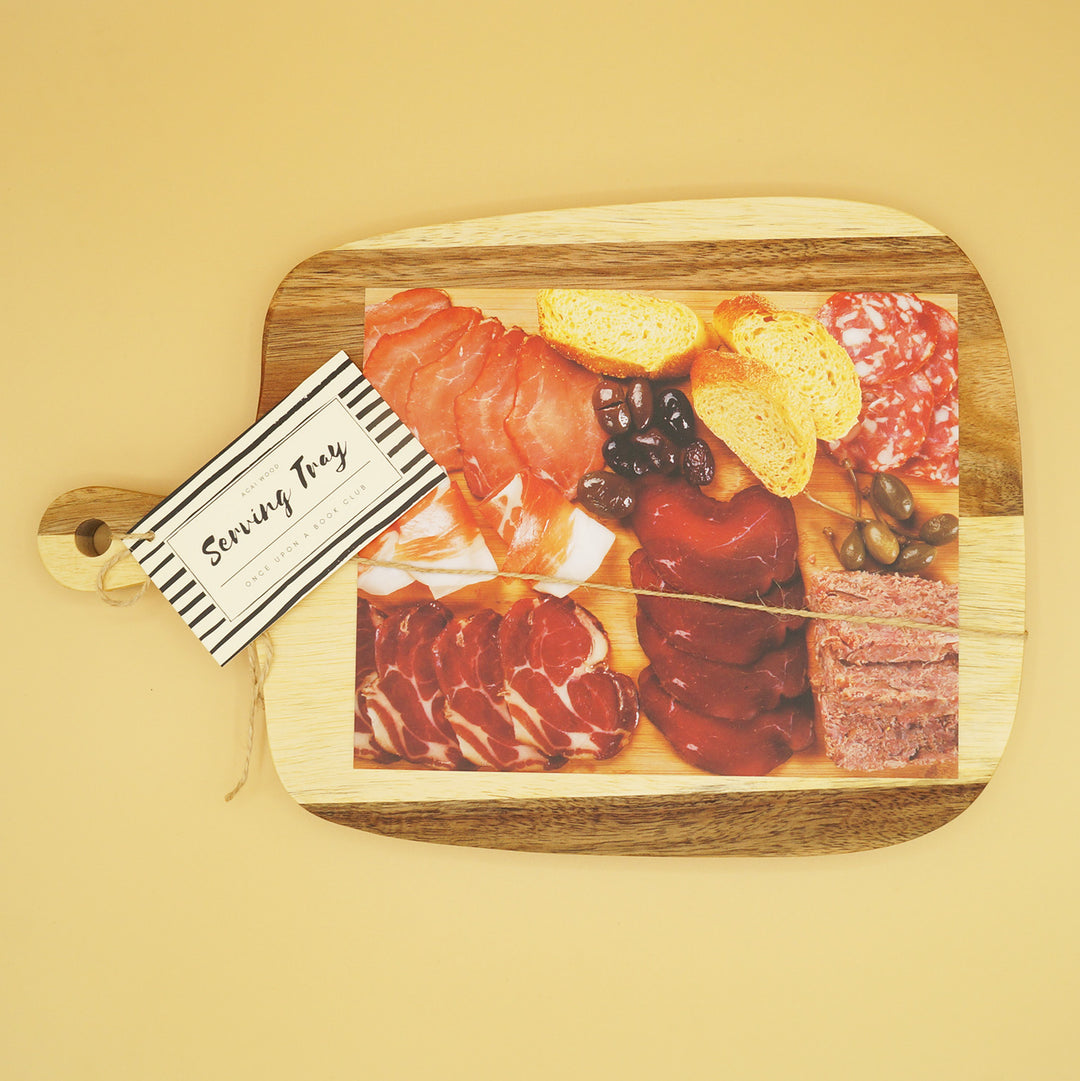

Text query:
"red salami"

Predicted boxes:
[[828, 369, 934, 473], [816, 292, 937, 386], [904, 387, 959, 486], [920, 301, 958, 404]]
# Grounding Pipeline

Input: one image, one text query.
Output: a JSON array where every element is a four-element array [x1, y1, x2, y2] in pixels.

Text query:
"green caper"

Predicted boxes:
[[919, 513, 960, 546], [839, 528, 868, 571], [861, 520, 901, 565], [894, 540, 937, 574], [871, 473, 915, 520]]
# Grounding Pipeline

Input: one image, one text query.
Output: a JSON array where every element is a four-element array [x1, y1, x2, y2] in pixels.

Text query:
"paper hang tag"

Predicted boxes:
[[125, 351, 446, 665]]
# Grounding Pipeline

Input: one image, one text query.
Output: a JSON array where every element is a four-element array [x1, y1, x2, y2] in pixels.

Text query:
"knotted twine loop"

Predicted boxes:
[[92, 527, 275, 800], [95, 530, 155, 607]]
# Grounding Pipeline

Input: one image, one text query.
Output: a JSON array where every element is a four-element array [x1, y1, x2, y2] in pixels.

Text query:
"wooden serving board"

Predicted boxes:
[[38, 198, 1025, 856]]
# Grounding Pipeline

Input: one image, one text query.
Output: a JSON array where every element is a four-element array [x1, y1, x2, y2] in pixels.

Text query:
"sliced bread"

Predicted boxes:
[[690, 349, 817, 498], [711, 294, 860, 440], [537, 288, 710, 379]]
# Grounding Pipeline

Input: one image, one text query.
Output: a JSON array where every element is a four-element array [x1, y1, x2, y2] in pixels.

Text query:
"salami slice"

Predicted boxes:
[[903, 387, 959, 486], [904, 450, 959, 486], [920, 301, 958, 404], [817, 292, 937, 386], [828, 369, 935, 473]]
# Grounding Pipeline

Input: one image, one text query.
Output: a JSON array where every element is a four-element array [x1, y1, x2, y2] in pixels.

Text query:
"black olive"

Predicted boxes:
[[861, 520, 900, 565], [597, 400, 632, 435], [629, 428, 679, 474], [654, 388, 696, 446], [592, 379, 626, 412], [680, 439, 715, 486], [871, 473, 915, 520], [839, 528, 868, 571], [576, 471, 637, 518], [626, 379, 654, 431], [602, 435, 651, 479], [919, 513, 959, 546], [894, 540, 936, 574]]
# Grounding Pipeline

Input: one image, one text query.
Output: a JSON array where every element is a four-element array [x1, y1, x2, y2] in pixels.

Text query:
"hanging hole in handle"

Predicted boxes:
[[74, 519, 113, 557]]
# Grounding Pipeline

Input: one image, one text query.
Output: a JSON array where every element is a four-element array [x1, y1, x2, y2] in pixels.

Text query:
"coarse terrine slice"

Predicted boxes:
[[806, 570, 959, 772]]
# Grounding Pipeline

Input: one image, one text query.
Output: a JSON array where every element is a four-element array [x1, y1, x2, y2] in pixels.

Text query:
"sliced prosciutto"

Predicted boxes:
[[433, 610, 554, 771], [363, 602, 464, 769], [354, 598, 397, 763], [637, 609, 807, 722], [356, 478, 497, 599], [455, 327, 529, 499], [640, 668, 814, 776], [363, 305, 481, 423], [363, 288, 451, 362], [504, 335, 605, 498], [630, 476, 799, 599], [405, 318, 504, 471], [499, 595, 638, 761], [630, 549, 804, 666], [479, 471, 615, 597]]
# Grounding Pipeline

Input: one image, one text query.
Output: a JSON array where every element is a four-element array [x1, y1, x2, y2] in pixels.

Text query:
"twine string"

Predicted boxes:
[[92, 526, 274, 800], [356, 555, 1026, 640], [224, 633, 274, 802], [90, 532, 1023, 802], [94, 529, 155, 607]]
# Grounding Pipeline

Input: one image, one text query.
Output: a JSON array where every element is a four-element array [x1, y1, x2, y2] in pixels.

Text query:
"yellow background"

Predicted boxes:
[[3, 2, 1071, 1078]]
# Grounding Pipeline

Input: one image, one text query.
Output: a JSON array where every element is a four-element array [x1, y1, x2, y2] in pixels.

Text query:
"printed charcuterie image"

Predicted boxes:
[[352, 286, 960, 779]]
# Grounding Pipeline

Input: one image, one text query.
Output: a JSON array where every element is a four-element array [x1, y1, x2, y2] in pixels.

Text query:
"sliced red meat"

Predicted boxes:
[[455, 327, 529, 499], [630, 549, 804, 665], [640, 667, 814, 776], [630, 476, 800, 599], [354, 598, 397, 763], [817, 292, 937, 386], [364, 602, 465, 769], [363, 288, 451, 362], [504, 335, 605, 498], [920, 301, 958, 404], [363, 305, 481, 423], [637, 610, 807, 721], [405, 318, 504, 470], [433, 610, 555, 771], [499, 595, 638, 760], [827, 368, 934, 473]]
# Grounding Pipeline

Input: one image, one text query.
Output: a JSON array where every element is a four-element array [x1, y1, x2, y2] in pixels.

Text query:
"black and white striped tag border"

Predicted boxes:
[[125, 351, 446, 665]]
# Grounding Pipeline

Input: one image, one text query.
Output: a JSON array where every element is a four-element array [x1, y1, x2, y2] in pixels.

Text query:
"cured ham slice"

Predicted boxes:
[[363, 305, 481, 423], [363, 602, 465, 769], [636, 610, 807, 722], [630, 549, 804, 666], [405, 318, 504, 471], [640, 667, 814, 776], [455, 327, 529, 499], [354, 598, 397, 763], [504, 335, 605, 498], [630, 476, 799, 599], [499, 596, 639, 760], [433, 610, 554, 771], [356, 478, 497, 600], [479, 471, 615, 597], [363, 288, 451, 362]]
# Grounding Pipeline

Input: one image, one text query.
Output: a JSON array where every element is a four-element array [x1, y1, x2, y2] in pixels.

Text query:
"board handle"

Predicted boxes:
[[38, 486, 163, 592]]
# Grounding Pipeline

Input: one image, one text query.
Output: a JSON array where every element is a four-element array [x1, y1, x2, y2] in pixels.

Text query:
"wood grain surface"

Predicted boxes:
[[39, 198, 1026, 856]]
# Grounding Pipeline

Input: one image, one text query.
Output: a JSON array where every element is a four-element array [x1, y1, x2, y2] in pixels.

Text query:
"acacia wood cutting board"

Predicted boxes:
[[38, 198, 1025, 856]]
